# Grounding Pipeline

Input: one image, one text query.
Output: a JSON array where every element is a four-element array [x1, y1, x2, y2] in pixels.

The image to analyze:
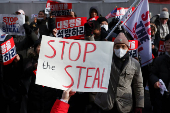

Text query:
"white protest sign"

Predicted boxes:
[[0, 14, 25, 35], [36, 35, 113, 92]]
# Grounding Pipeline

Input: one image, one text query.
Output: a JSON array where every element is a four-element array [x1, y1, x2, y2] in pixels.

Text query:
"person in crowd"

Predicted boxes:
[[151, 23, 158, 57], [31, 10, 56, 36], [88, 6, 101, 21], [151, 9, 170, 49], [50, 87, 76, 113], [69, 11, 77, 18], [84, 20, 106, 41], [94, 32, 144, 113], [22, 39, 62, 113], [0, 35, 24, 113], [149, 34, 170, 113], [97, 17, 117, 41]]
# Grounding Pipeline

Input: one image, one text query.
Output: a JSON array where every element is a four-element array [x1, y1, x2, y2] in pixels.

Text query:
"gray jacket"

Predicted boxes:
[[95, 56, 144, 113]]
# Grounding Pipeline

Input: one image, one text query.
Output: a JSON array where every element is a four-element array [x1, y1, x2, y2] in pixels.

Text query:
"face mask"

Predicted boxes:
[[101, 24, 108, 31], [114, 48, 127, 58]]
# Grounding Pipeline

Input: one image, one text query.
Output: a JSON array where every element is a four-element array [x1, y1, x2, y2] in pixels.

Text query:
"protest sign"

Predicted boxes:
[[0, 34, 17, 65], [123, 0, 152, 66], [112, 38, 138, 58], [158, 40, 165, 56], [45, 0, 72, 17], [56, 17, 87, 39], [105, 7, 135, 20], [0, 14, 25, 36], [128, 40, 138, 58], [36, 35, 113, 92], [88, 16, 99, 21]]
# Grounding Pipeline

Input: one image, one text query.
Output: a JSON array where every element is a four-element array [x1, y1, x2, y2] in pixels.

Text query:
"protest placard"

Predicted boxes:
[[158, 40, 165, 56], [56, 17, 87, 39], [36, 35, 113, 92], [0, 14, 25, 36], [45, 0, 72, 17], [0, 34, 17, 65]]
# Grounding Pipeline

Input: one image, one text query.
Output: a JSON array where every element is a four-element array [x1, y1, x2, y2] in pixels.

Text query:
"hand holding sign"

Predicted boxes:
[[36, 35, 113, 92]]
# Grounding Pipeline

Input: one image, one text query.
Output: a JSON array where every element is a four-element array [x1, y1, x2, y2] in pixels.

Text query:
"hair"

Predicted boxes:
[[71, 11, 77, 17], [39, 10, 45, 15], [93, 20, 100, 30]]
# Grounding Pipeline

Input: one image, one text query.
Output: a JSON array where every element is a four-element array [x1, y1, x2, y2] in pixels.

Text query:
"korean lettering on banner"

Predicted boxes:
[[56, 17, 87, 39], [158, 40, 165, 56], [129, 40, 138, 58], [115, 7, 135, 20], [0, 14, 25, 36], [36, 36, 114, 92], [112, 38, 138, 58], [0, 36, 17, 65], [45, 0, 72, 17]]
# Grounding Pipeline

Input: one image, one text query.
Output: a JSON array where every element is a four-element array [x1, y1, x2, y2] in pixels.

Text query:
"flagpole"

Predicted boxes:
[[105, 0, 140, 40]]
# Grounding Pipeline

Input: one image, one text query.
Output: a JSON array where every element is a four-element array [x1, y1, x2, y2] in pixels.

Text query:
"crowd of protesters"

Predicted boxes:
[[0, 5, 170, 113]]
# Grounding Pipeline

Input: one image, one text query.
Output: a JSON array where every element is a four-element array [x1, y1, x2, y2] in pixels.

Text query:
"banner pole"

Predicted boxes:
[[105, 0, 140, 40]]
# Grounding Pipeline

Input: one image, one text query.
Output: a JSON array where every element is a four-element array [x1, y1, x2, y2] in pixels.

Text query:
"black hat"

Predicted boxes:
[[97, 17, 108, 24], [30, 22, 38, 31], [165, 34, 170, 41]]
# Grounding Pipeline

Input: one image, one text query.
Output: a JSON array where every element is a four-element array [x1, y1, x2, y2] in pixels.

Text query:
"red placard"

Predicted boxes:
[[149, 0, 170, 4], [158, 40, 165, 56], [0, 36, 17, 65], [45, 0, 72, 17], [56, 17, 87, 39], [88, 16, 99, 22]]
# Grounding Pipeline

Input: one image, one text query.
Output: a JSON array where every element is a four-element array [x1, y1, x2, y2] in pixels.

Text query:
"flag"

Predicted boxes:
[[123, 0, 152, 67], [105, 8, 117, 19]]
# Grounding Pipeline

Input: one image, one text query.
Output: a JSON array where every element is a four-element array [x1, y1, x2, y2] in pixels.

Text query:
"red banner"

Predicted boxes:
[[149, 0, 170, 4], [115, 7, 135, 20], [56, 17, 87, 39], [0, 35, 17, 65], [158, 40, 165, 56], [45, 0, 72, 17], [88, 16, 99, 22]]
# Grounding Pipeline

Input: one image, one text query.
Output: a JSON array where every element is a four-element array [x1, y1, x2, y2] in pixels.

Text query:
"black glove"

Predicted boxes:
[[23, 24, 32, 35], [84, 21, 94, 36]]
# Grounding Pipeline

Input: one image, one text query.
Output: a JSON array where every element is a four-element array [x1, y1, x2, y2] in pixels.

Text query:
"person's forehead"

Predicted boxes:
[[101, 21, 108, 24], [93, 29, 100, 32], [165, 38, 170, 43]]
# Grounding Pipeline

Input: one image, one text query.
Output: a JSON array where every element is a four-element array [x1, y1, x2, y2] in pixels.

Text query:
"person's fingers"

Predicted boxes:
[[66, 87, 72, 93]]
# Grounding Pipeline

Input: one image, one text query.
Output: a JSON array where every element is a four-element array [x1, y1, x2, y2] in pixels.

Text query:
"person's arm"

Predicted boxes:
[[149, 57, 160, 88], [50, 88, 76, 113], [132, 60, 144, 113]]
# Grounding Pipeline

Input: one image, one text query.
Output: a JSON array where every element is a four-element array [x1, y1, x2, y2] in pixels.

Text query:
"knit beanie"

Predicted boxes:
[[114, 32, 129, 48]]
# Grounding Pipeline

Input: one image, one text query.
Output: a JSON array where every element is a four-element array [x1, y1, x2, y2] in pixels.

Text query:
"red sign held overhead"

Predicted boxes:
[[56, 17, 87, 39], [0, 35, 17, 65], [45, 0, 72, 17]]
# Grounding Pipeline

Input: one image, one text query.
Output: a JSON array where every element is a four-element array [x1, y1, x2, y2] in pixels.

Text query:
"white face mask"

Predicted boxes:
[[101, 24, 108, 31], [114, 48, 127, 58]]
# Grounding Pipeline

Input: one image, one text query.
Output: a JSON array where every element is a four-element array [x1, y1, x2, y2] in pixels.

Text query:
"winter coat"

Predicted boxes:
[[151, 15, 170, 49], [95, 55, 144, 113], [50, 99, 69, 113], [149, 53, 170, 113], [101, 27, 117, 41], [0, 53, 24, 102], [23, 49, 62, 113]]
